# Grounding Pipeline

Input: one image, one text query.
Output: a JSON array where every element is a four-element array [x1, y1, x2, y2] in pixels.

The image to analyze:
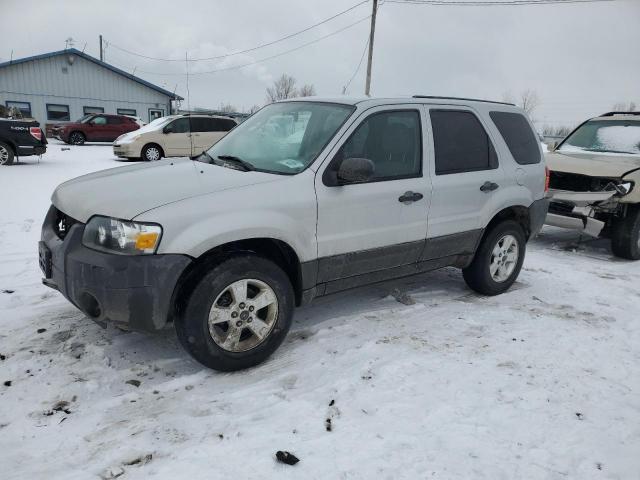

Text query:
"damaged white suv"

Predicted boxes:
[[40, 96, 548, 371], [546, 112, 640, 259]]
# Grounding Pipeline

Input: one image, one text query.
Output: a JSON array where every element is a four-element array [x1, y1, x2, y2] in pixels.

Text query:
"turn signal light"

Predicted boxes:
[[135, 232, 160, 250]]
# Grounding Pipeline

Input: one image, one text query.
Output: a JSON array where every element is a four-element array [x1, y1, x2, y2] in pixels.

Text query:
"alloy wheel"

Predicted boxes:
[[208, 278, 278, 352], [0, 145, 8, 165], [490, 234, 519, 283]]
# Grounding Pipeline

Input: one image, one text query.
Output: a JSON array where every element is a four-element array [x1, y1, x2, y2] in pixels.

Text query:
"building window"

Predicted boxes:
[[83, 106, 104, 115], [117, 108, 137, 116], [46, 104, 70, 121], [6, 101, 32, 118]]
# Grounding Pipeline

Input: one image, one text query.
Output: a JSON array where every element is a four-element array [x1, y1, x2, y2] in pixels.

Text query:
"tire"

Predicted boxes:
[[175, 254, 294, 371], [463, 220, 526, 296], [69, 131, 85, 145], [0, 142, 15, 166], [611, 206, 640, 260], [141, 144, 162, 162]]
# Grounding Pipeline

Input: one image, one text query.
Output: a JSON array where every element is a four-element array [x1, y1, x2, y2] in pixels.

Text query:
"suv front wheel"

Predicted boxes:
[[463, 220, 526, 295], [175, 254, 294, 371]]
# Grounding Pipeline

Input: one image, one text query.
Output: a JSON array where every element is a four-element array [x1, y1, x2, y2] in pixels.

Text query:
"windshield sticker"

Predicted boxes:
[[277, 159, 305, 169]]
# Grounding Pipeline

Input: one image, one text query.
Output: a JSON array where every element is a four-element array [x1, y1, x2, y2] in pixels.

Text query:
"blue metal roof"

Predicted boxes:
[[0, 48, 183, 100]]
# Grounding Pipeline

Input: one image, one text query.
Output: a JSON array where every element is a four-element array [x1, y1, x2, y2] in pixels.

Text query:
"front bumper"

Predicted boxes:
[[113, 143, 138, 158], [40, 206, 192, 332]]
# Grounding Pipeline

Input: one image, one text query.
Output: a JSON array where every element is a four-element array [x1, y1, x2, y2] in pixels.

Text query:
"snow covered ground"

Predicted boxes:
[[1, 142, 638, 479]]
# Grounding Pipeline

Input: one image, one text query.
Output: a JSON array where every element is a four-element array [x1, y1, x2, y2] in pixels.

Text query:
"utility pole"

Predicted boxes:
[[99, 35, 103, 62], [364, 0, 378, 97]]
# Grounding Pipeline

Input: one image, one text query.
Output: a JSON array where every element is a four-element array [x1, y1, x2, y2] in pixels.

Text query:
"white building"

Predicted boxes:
[[0, 48, 182, 130]]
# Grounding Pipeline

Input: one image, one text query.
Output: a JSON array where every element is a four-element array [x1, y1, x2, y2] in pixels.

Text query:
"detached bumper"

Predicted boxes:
[[544, 189, 616, 237], [40, 206, 192, 332]]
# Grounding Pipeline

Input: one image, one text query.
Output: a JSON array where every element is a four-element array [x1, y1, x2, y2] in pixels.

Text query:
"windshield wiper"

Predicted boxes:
[[216, 155, 255, 172]]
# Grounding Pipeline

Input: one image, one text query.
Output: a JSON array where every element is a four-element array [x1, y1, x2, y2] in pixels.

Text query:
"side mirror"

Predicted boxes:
[[163, 125, 173, 134], [337, 157, 374, 184], [551, 141, 558, 151]]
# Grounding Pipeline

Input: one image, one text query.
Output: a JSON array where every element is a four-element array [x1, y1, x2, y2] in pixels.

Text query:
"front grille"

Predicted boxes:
[[53, 207, 78, 240], [549, 171, 616, 192]]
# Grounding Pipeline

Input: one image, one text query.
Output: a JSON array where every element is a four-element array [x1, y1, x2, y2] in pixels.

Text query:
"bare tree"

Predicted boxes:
[[247, 105, 261, 114], [299, 84, 316, 97], [266, 74, 298, 103], [502, 89, 540, 117], [542, 124, 573, 137], [519, 89, 540, 117], [218, 103, 237, 113], [612, 101, 637, 112]]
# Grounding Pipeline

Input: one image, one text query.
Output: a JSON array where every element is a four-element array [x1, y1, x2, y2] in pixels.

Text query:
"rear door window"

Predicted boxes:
[[490, 111, 540, 165], [430, 110, 498, 175]]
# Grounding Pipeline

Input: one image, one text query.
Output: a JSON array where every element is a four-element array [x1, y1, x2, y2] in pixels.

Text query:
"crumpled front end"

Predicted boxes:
[[39, 204, 192, 332], [545, 170, 634, 237]]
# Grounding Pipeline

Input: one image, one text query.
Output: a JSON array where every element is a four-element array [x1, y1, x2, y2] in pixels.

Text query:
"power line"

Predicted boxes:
[[107, 16, 371, 76], [105, 0, 369, 62], [343, 37, 370, 94], [385, 0, 616, 5]]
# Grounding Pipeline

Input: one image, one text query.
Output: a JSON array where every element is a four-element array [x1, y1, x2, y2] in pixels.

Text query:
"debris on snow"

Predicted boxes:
[[2, 289, 14, 294], [125, 379, 141, 387], [36, 328, 47, 334], [123, 454, 153, 466], [390, 288, 416, 305], [99, 466, 125, 479], [275, 451, 300, 465]]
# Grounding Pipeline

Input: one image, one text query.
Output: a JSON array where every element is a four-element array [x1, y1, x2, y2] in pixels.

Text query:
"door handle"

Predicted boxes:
[[480, 181, 499, 193], [398, 191, 423, 204]]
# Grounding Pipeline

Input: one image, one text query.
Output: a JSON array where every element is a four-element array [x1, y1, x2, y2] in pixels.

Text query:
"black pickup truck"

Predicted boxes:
[[0, 118, 47, 165]]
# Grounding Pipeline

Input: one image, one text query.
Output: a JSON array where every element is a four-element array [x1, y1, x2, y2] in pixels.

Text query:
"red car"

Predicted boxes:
[[52, 114, 141, 145]]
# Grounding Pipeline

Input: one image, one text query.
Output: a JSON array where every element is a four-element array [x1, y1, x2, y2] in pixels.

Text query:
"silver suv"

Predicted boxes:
[[40, 96, 548, 371]]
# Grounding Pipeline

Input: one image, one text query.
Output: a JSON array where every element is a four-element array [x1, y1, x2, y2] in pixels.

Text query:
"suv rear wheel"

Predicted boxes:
[[611, 206, 640, 260], [0, 142, 15, 165], [463, 220, 526, 295], [69, 131, 85, 145], [175, 254, 294, 371], [142, 144, 162, 161]]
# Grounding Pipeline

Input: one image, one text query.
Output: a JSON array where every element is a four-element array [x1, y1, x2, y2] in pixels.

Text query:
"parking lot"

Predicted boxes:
[[0, 142, 638, 479]]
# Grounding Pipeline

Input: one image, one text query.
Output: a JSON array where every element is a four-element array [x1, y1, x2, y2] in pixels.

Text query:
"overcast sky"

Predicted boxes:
[[2, 0, 639, 128]]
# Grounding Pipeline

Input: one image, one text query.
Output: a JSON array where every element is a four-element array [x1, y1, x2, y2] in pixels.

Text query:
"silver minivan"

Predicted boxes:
[[41, 96, 548, 371]]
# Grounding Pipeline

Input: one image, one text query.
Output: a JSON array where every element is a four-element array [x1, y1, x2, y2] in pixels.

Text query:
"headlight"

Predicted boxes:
[[82, 216, 162, 255]]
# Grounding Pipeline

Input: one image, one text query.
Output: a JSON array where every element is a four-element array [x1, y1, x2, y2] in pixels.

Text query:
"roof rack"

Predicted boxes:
[[599, 111, 640, 117], [412, 95, 515, 106]]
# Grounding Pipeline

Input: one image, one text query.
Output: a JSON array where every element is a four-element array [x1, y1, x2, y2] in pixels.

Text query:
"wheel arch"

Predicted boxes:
[[483, 205, 531, 240], [142, 142, 165, 160], [170, 237, 305, 325]]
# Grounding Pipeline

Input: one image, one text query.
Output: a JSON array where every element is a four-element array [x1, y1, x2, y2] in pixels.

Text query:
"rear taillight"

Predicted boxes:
[[30, 127, 42, 141], [544, 166, 550, 193]]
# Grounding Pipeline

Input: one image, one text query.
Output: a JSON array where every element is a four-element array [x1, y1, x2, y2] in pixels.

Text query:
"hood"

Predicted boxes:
[[52, 158, 282, 222], [546, 150, 640, 178]]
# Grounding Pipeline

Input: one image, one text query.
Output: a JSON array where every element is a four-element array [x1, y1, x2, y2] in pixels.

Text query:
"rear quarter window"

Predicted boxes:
[[490, 111, 541, 165]]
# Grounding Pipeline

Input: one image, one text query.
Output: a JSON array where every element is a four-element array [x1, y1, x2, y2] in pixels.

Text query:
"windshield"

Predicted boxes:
[[202, 102, 354, 174], [559, 120, 640, 155]]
